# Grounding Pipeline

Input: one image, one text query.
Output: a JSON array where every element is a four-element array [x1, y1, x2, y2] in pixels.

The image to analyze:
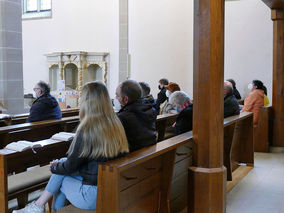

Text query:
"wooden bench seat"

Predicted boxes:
[[57, 131, 193, 213], [0, 139, 70, 212], [8, 165, 50, 198]]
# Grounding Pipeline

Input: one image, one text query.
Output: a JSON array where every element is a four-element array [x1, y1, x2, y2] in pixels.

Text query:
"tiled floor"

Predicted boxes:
[[227, 151, 284, 213]]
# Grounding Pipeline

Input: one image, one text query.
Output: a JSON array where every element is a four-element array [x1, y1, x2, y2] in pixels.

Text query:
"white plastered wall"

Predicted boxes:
[[22, 0, 273, 102], [129, 0, 194, 99], [22, 0, 119, 97], [225, 0, 273, 101]]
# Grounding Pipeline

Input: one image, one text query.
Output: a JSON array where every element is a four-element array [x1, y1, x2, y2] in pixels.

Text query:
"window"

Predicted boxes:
[[22, 0, 52, 19]]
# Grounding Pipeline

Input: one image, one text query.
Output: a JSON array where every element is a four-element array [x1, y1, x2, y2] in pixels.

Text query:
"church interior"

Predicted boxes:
[[0, 0, 284, 212]]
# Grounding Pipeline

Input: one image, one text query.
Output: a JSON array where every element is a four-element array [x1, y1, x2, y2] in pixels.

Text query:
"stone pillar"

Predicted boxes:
[[271, 10, 284, 146], [119, 0, 129, 82], [188, 0, 226, 212], [0, 0, 24, 114], [78, 67, 83, 97]]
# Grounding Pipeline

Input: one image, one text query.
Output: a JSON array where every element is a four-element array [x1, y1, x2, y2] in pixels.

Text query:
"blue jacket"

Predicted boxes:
[[27, 93, 62, 122]]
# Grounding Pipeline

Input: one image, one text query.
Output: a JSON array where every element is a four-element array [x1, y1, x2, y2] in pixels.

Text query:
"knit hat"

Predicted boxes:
[[164, 82, 180, 93]]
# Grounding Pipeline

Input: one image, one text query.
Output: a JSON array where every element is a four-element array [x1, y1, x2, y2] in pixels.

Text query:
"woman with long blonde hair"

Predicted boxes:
[[14, 81, 129, 213]]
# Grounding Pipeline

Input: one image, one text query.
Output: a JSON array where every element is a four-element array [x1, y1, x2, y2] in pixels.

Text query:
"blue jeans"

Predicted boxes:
[[45, 158, 97, 211]]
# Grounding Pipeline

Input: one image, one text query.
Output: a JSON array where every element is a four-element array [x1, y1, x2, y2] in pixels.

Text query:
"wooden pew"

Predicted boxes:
[[0, 139, 70, 212], [253, 106, 272, 152], [0, 116, 80, 149], [0, 113, 176, 149], [224, 111, 254, 181], [0, 108, 80, 126], [42, 132, 193, 213]]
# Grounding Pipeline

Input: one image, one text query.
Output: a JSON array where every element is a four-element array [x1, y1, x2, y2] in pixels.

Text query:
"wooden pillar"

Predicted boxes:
[[271, 10, 284, 146], [189, 0, 226, 212], [261, 0, 284, 146]]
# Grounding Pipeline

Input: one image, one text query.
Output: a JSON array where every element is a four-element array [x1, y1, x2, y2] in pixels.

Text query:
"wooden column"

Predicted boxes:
[[271, 10, 284, 146], [189, 0, 226, 212], [261, 0, 284, 146]]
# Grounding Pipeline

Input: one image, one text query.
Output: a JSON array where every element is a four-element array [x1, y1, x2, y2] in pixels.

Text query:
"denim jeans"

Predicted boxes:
[[45, 158, 97, 211]]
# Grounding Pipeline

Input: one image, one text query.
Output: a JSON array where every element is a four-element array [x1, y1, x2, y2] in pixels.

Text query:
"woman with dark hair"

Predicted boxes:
[[262, 85, 270, 106], [241, 80, 265, 124], [226, 79, 241, 100]]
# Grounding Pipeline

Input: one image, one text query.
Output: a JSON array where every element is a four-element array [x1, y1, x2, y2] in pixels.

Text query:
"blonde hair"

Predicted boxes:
[[68, 81, 129, 158]]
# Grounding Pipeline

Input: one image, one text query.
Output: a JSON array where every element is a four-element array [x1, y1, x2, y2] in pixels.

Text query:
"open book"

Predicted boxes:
[[5, 141, 42, 152], [51, 132, 76, 142]]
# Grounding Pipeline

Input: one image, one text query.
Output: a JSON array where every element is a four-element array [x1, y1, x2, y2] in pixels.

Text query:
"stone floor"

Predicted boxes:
[[226, 151, 284, 213]]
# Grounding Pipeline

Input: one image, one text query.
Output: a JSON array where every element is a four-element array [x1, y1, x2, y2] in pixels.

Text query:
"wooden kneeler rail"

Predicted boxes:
[[58, 132, 193, 213]]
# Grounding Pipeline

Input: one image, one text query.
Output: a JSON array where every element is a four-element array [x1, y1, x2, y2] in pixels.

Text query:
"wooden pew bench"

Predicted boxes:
[[0, 116, 80, 148], [224, 111, 254, 181], [0, 139, 70, 212], [58, 131, 193, 213], [253, 106, 272, 152]]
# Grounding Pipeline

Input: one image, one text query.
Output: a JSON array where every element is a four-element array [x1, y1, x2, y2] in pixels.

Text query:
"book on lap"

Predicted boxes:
[[5, 141, 42, 152], [51, 132, 75, 141]]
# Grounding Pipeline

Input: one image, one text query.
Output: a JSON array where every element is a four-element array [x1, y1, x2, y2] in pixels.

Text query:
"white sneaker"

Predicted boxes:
[[12, 201, 45, 213]]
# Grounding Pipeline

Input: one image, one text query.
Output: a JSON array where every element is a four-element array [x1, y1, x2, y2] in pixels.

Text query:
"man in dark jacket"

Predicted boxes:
[[156, 78, 169, 111], [116, 80, 157, 152], [224, 81, 240, 118], [27, 81, 62, 122]]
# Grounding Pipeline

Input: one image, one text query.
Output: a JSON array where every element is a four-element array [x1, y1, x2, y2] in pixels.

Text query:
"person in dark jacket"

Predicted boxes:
[[27, 81, 62, 122], [139, 81, 157, 108], [156, 78, 169, 111], [116, 79, 157, 152], [15, 81, 129, 212], [224, 81, 240, 118], [227, 79, 241, 100], [169, 91, 193, 135]]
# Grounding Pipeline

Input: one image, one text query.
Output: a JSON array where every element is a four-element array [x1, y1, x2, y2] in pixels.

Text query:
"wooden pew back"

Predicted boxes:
[[96, 132, 192, 213], [0, 113, 176, 149], [223, 111, 254, 180], [253, 106, 272, 152], [0, 116, 80, 148], [0, 139, 70, 212], [7, 108, 80, 125]]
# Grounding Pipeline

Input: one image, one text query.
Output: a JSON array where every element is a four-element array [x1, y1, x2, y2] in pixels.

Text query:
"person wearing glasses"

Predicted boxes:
[[26, 81, 62, 122]]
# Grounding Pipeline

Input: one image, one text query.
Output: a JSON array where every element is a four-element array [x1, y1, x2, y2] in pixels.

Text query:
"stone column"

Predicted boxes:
[[119, 0, 129, 82], [0, 0, 24, 114], [78, 67, 83, 97]]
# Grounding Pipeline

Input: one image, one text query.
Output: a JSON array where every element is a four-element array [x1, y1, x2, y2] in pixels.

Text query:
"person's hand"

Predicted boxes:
[[49, 159, 58, 171]]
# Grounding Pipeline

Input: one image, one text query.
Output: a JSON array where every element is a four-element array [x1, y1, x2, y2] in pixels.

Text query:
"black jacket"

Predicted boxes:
[[224, 92, 240, 118], [118, 99, 157, 152], [233, 88, 241, 100], [50, 132, 122, 186], [27, 93, 62, 122], [156, 88, 167, 110], [175, 104, 193, 135]]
